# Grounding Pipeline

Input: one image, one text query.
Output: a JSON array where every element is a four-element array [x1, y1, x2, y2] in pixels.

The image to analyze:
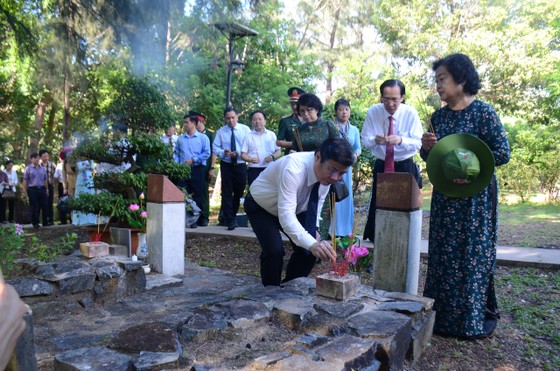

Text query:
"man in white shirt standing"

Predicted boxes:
[[240, 110, 281, 186], [245, 137, 354, 286], [160, 124, 178, 157], [212, 107, 251, 230], [361, 79, 423, 242]]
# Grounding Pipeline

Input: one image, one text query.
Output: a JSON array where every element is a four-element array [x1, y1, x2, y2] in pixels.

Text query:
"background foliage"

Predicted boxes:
[[1, 0, 559, 202]]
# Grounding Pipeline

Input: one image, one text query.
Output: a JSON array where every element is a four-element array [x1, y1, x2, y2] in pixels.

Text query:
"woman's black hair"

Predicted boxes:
[[334, 98, 350, 111], [297, 93, 323, 116], [433, 53, 481, 95]]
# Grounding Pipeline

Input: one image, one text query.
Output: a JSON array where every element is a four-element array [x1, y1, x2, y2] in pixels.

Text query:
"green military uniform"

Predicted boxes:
[[277, 87, 305, 155], [277, 114, 302, 154]]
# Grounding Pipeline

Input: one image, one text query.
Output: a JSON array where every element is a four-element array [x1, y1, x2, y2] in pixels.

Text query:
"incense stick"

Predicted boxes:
[[293, 128, 303, 152], [416, 95, 435, 134]]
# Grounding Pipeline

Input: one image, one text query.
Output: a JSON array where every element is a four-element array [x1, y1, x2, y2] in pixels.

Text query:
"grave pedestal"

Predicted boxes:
[[146, 175, 185, 276], [372, 173, 422, 295], [316, 273, 359, 300], [79, 242, 109, 258]]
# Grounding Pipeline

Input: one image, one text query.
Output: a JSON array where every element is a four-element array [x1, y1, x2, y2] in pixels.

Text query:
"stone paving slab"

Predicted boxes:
[[32, 262, 435, 370], [187, 226, 560, 269]]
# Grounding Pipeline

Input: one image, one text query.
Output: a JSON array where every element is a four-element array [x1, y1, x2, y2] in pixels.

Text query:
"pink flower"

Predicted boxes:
[[129, 204, 140, 211], [140, 211, 147, 218]]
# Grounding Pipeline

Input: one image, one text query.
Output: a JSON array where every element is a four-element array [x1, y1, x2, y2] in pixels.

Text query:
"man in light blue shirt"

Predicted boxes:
[[175, 114, 211, 228], [212, 107, 251, 230]]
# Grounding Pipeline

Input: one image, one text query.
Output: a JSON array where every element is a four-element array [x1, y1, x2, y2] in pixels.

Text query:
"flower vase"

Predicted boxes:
[[348, 271, 362, 284], [130, 229, 139, 255], [137, 232, 148, 258]]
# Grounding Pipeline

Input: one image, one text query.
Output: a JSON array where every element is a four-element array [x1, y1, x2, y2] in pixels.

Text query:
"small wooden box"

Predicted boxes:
[[80, 242, 110, 258], [316, 273, 359, 300]]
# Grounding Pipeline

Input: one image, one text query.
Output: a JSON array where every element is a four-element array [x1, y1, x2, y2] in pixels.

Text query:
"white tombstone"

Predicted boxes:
[[145, 174, 185, 276], [372, 173, 423, 295]]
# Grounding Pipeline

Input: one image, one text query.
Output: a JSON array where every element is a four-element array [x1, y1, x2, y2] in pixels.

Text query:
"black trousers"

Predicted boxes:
[[199, 165, 211, 222], [46, 183, 54, 223], [58, 182, 69, 224], [363, 158, 422, 242], [28, 187, 48, 226], [247, 167, 266, 187], [245, 194, 316, 286], [220, 162, 247, 226], [179, 165, 206, 224], [0, 196, 13, 222]]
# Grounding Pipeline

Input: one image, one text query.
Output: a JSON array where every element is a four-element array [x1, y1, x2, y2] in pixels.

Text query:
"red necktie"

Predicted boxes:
[[384, 116, 395, 173]]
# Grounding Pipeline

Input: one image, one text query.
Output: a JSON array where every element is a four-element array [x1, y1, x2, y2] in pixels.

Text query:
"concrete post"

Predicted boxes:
[[146, 174, 185, 276], [372, 173, 422, 295]]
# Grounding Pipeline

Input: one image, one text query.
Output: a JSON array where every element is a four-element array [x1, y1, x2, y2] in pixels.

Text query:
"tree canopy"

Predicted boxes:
[[1, 0, 559, 200]]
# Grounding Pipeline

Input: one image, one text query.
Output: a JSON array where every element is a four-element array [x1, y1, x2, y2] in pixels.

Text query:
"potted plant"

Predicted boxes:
[[335, 235, 373, 280]]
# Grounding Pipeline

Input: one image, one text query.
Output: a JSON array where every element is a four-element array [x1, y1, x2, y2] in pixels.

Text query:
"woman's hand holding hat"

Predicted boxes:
[[422, 132, 438, 151]]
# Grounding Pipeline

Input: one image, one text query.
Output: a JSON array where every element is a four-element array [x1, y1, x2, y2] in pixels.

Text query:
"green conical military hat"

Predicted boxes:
[[427, 133, 495, 197]]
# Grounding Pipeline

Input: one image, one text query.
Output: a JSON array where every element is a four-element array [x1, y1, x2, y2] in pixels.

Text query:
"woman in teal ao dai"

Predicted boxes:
[[420, 54, 510, 339], [333, 99, 361, 237]]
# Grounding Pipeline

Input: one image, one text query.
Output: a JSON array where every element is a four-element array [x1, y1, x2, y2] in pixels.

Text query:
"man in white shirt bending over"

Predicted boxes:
[[245, 137, 354, 286], [240, 110, 281, 186], [361, 79, 423, 242]]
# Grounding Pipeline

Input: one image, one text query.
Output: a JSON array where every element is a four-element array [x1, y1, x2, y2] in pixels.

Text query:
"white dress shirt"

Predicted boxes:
[[2, 169, 18, 192], [241, 129, 280, 168], [213, 123, 252, 164], [160, 134, 178, 149], [54, 162, 64, 183], [361, 103, 423, 161], [249, 152, 329, 250]]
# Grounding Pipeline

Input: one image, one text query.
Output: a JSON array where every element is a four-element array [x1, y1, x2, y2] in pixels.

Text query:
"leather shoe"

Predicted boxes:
[[189, 223, 198, 229], [33, 224, 40, 229], [227, 224, 236, 231], [196, 220, 208, 227]]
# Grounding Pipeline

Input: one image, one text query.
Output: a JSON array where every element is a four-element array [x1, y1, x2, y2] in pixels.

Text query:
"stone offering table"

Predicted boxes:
[[372, 173, 423, 295]]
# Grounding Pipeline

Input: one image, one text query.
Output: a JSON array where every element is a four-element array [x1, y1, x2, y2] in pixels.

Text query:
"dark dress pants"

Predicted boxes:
[[28, 187, 48, 226], [363, 158, 422, 242], [245, 195, 317, 286], [57, 182, 69, 224], [0, 197, 6, 222], [46, 184, 54, 223], [220, 162, 247, 226], [247, 167, 265, 187], [199, 165, 211, 223], [179, 165, 206, 223]]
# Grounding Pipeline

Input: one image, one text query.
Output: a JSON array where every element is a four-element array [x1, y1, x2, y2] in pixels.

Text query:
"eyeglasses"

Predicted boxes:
[[381, 97, 401, 103], [327, 166, 346, 178]]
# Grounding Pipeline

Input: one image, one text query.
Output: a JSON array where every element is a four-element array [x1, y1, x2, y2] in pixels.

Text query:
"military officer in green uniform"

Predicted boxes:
[[192, 110, 215, 227], [276, 87, 305, 154]]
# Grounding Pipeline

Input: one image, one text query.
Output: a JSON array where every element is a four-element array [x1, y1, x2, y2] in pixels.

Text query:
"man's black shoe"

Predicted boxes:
[[227, 224, 236, 231], [33, 224, 40, 229], [197, 220, 208, 227], [189, 223, 198, 229]]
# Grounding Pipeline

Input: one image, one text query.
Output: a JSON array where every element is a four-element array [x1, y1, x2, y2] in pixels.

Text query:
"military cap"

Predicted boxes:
[[287, 87, 306, 102], [186, 110, 207, 121]]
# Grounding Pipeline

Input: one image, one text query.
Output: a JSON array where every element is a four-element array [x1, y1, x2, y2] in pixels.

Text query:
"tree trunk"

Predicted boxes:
[[28, 96, 48, 163]]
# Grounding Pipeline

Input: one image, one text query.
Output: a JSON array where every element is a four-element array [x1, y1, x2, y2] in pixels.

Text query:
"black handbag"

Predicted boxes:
[[57, 195, 72, 213], [330, 180, 349, 202], [1, 188, 16, 200]]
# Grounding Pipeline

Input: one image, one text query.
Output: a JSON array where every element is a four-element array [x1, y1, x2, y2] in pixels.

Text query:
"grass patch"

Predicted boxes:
[[496, 267, 560, 369]]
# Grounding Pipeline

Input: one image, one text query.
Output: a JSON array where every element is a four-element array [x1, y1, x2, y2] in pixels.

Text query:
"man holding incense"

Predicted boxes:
[[245, 137, 354, 286], [361, 79, 423, 242]]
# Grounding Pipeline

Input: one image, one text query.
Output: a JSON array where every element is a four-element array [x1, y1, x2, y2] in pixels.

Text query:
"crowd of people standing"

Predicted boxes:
[[1, 53, 510, 342]]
